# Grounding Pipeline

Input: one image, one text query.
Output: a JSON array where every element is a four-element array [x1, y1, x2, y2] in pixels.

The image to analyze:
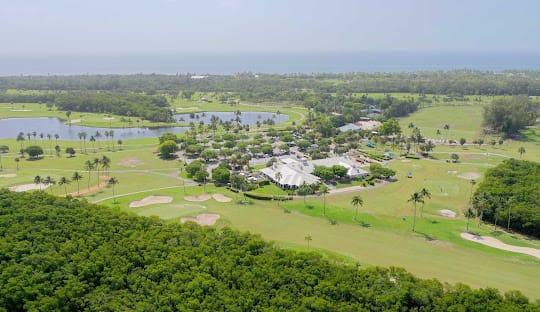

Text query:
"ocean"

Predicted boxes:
[[1, 52, 540, 75]]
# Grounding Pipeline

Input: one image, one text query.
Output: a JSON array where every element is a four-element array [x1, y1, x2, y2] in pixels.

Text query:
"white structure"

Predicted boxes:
[[261, 155, 368, 188], [338, 119, 382, 132], [260, 163, 319, 189]]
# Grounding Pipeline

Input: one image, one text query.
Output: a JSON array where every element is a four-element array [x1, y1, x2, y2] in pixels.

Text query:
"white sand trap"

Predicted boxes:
[[461, 233, 540, 259], [0, 174, 17, 178], [69, 119, 81, 123], [438, 209, 456, 218], [184, 194, 212, 202], [176, 107, 199, 110], [10, 109, 32, 112], [447, 170, 458, 175], [212, 193, 232, 203], [129, 195, 173, 208], [9, 183, 49, 192], [181, 213, 220, 226], [458, 172, 481, 180], [118, 157, 142, 168], [103, 117, 115, 120]]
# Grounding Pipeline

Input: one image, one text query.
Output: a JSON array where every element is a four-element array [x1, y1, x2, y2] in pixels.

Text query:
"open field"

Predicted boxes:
[[1, 95, 539, 299]]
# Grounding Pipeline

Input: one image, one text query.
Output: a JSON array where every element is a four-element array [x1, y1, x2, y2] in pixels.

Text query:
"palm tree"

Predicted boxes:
[[351, 195, 364, 221], [408, 192, 424, 232], [101, 155, 111, 176], [47, 134, 52, 155], [58, 177, 71, 196], [93, 158, 101, 186], [108, 177, 119, 203], [419, 188, 431, 217], [469, 180, 476, 204], [44, 176, 56, 194], [16, 132, 25, 152], [94, 131, 101, 150], [104, 131, 110, 150], [518, 146, 526, 158], [72, 172, 83, 195], [304, 235, 312, 249], [109, 130, 115, 151], [319, 184, 329, 216], [84, 160, 94, 190], [66, 111, 72, 125], [34, 175, 43, 190], [14, 158, 20, 170], [54, 134, 60, 146], [81, 131, 87, 153], [89, 136, 96, 153]]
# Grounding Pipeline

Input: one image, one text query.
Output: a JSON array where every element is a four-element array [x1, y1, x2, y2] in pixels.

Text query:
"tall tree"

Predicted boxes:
[[72, 172, 83, 196], [408, 192, 424, 232], [351, 195, 364, 221]]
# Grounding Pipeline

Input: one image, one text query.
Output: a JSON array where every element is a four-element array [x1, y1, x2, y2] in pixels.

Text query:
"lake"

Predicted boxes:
[[0, 111, 289, 140], [174, 111, 288, 125], [0, 117, 189, 140]]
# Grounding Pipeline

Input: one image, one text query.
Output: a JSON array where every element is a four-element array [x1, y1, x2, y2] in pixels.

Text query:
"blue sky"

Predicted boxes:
[[1, 0, 539, 55]]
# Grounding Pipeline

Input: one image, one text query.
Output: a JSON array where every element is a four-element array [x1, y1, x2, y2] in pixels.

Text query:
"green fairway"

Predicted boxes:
[[399, 105, 485, 140]]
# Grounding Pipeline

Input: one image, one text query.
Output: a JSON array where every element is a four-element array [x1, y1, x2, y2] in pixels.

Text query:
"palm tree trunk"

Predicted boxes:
[[355, 204, 358, 221], [507, 206, 512, 231], [412, 202, 417, 232]]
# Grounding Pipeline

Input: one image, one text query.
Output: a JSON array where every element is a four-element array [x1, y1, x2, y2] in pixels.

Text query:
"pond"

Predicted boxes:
[[0, 117, 189, 140], [174, 111, 288, 125]]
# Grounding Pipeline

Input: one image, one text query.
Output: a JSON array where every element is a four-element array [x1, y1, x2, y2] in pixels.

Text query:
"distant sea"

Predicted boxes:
[[1, 52, 540, 75]]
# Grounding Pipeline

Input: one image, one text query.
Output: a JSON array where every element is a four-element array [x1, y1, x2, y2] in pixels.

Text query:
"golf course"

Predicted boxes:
[[1, 91, 539, 300]]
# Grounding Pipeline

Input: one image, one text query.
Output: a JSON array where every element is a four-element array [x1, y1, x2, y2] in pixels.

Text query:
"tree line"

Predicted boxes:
[[472, 159, 540, 237], [0, 190, 537, 311], [3, 70, 540, 96]]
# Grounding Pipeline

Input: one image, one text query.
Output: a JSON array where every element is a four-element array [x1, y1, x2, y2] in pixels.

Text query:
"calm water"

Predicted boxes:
[[174, 111, 288, 125], [0, 117, 189, 140], [0, 111, 288, 139], [2, 52, 540, 75]]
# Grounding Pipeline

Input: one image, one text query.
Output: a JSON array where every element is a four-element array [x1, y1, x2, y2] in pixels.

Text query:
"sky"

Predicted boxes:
[[1, 0, 539, 55]]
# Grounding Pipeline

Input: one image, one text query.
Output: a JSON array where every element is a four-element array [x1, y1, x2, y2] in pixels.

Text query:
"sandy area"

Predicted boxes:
[[9, 183, 49, 192], [0, 174, 17, 178], [461, 233, 540, 259], [458, 172, 481, 180], [447, 170, 458, 175], [181, 213, 220, 226], [10, 109, 32, 112], [184, 194, 212, 202], [103, 117, 115, 120], [69, 119, 81, 123], [118, 157, 142, 168], [129, 195, 173, 208], [438, 209, 456, 218], [176, 107, 199, 110], [212, 193, 232, 203]]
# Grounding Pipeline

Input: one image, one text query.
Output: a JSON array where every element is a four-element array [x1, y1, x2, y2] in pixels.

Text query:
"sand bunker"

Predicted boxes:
[[69, 119, 81, 123], [0, 174, 16, 178], [447, 170, 458, 175], [103, 117, 115, 120], [461, 233, 540, 259], [10, 109, 32, 112], [181, 213, 220, 226], [130, 195, 173, 208], [458, 172, 481, 180], [212, 193, 232, 203], [184, 194, 212, 202], [118, 157, 142, 168], [9, 183, 49, 192], [438, 209, 456, 218]]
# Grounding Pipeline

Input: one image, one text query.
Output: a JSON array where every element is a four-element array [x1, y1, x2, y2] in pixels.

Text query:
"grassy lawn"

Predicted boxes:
[[399, 105, 485, 140], [249, 183, 288, 196]]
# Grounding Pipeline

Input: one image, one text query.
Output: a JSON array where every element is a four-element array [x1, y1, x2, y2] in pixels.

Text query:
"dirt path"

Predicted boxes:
[[69, 176, 110, 197], [461, 233, 540, 260]]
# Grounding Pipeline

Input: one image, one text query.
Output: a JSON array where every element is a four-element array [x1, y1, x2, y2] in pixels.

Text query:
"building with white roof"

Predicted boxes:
[[260, 155, 368, 188]]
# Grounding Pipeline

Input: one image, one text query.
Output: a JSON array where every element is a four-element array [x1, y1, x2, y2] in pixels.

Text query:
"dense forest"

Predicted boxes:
[[473, 159, 540, 237], [54, 92, 173, 122], [0, 190, 538, 311], [483, 96, 539, 136], [2, 71, 540, 97]]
